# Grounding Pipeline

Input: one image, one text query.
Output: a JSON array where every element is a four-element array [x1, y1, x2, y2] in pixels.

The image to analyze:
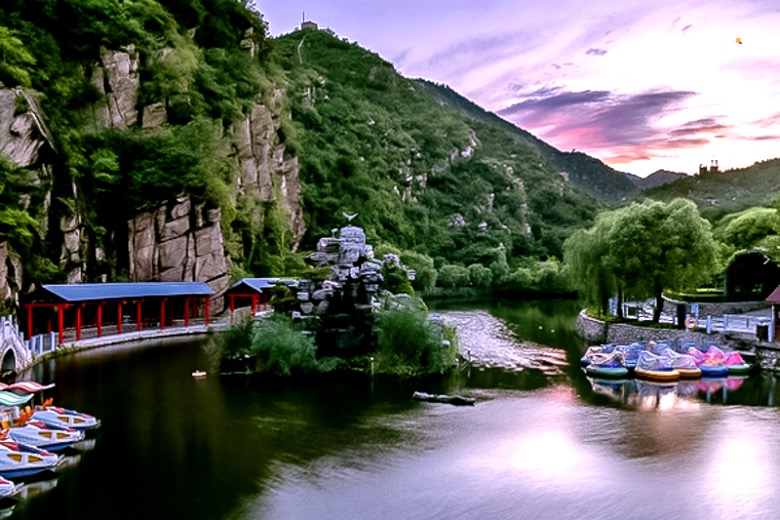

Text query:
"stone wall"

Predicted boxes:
[[576, 310, 756, 350], [128, 197, 229, 313]]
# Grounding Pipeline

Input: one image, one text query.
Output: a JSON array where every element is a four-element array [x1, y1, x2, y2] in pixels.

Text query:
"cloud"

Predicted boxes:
[[753, 112, 780, 128], [496, 87, 721, 162], [681, 24, 693, 32], [585, 48, 607, 56]]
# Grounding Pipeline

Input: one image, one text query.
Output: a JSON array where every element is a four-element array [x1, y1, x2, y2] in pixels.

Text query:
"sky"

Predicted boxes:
[[257, 0, 780, 177]]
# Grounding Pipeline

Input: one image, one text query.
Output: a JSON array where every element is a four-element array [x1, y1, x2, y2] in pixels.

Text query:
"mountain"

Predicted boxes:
[[273, 28, 603, 263], [413, 80, 641, 203], [645, 158, 780, 220], [625, 169, 687, 190]]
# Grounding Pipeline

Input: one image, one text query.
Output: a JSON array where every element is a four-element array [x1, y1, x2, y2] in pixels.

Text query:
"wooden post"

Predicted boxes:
[[76, 304, 82, 340], [97, 302, 104, 337], [58, 304, 64, 346], [137, 300, 143, 331], [26, 304, 33, 340], [117, 301, 123, 335], [160, 298, 168, 330]]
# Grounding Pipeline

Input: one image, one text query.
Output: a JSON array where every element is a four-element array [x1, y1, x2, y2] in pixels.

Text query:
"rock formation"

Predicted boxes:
[[128, 197, 229, 313]]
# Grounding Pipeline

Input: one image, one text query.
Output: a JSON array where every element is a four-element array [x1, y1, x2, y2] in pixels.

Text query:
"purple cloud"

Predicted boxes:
[[681, 24, 693, 32], [585, 48, 607, 56]]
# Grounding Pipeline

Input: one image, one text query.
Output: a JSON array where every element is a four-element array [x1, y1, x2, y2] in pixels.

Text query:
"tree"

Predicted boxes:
[[437, 264, 469, 289], [608, 198, 719, 322], [467, 263, 492, 289], [563, 210, 620, 316], [564, 198, 720, 321]]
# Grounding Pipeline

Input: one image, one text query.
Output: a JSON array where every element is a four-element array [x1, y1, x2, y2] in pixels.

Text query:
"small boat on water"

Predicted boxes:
[[0, 476, 17, 499], [6, 419, 85, 452], [2, 382, 101, 432], [0, 440, 61, 479], [688, 347, 729, 377], [664, 349, 702, 379], [634, 351, 680, 382], [584, 349, 629, 379]]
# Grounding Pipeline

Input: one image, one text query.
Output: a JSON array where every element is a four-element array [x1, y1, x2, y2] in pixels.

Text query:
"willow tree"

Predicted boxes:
[[565, 198, 719, 322], [608, 198, 720, 322], [563, 210, 619, 317]]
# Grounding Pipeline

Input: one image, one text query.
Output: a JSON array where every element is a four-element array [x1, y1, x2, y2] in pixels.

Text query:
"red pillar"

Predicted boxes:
[[117, 301, 123, 335], [57, 304, 64, 346], [205, 298, 210, 326], [97, 302, 104, 337], [251, 294, 258, 316], [137, 300, 143, 331], [229, 295, 235, 324], [263, 291, 268, 310], [160, 298, 168, 330], [76, 304, 82, 341], [184, 297, 191, 327], [26, 304, 33, 340]]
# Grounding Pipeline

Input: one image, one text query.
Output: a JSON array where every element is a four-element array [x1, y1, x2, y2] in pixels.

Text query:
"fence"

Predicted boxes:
[[622, 302, 771, 337]]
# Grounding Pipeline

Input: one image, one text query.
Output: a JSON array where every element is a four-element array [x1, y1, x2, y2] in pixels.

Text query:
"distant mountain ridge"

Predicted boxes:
[[625, 169, 687, 190], [413, 80, 641, 203]]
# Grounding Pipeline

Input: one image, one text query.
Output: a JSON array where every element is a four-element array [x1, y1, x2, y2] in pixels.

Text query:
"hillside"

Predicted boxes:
[[413, 80, 641, 203], [273, 28, 603, 264], [645, 159, 780, 220]]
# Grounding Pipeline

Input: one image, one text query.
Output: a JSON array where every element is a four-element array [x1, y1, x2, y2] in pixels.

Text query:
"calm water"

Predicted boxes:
[[7, 299, 780, 519]]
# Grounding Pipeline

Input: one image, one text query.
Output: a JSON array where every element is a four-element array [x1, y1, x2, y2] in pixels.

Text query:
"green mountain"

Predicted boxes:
[[413, 80, 641, 203], [625, 169, 687, 190], [645, 159, 780, 220], [274, 28, 602, 264]]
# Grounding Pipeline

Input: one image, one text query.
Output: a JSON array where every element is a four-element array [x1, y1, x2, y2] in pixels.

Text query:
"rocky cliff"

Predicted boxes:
[[0, 44, 303, 311]]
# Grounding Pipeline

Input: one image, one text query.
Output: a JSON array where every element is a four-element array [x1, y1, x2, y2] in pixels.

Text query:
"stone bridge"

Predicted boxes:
[[0, 316, 32, 375]]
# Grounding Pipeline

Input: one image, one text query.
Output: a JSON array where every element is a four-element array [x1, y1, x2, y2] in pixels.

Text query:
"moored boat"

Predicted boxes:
[[3, 382, 101, 432], [0, 440, 61, 479], [634, 351, 680, 382], [688, 347, 729, 377], [664, 349, 702, 379], [6, 420, 85, 452], [584, 350, 629, 379]]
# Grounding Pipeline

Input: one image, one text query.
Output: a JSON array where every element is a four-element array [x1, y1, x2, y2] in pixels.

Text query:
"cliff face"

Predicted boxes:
[[0, 44, 303, 310], [128, 197, 229, 313]]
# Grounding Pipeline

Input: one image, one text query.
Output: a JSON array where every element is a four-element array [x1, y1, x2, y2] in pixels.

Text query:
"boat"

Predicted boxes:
[[687, 347, 729, 377], [584, 349, 629, 379], [6, 419, 85, 452], [2, 382, 101, 432], [580, 344, 616, 366], [0, 440, 62, 479], [192, 370, 207, 378], [663, 349, 702, 379], [615, 343, 644, 372], [0, 476, 17, 499], [30, 405, 101, 431], [0, 392, 33, 408], [707, 347, 754, 374], [634, 351, 680, 382]]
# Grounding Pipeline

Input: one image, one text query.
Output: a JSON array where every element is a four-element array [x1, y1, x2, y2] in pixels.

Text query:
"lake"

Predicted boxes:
[[7, 298, 780, 519]]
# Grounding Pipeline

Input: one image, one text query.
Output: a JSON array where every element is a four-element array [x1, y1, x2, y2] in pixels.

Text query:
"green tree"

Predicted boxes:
[[0, 26, 36, 88], [467, 263, 492, 288], [608, 198, 719, 322], [713, 207, 778, 251], [437, 264, 470, 288]]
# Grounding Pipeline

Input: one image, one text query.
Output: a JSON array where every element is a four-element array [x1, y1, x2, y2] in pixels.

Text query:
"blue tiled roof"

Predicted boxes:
[[229, 278, 298, 293], [41, 282, 214, 302]]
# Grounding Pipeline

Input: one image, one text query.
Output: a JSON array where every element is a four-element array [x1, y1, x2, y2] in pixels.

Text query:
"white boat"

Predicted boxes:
[[0, 476, 17, 499], [31, 404, 101, 431], [0, 440, 62, 479], [7, 420, 85, 452]]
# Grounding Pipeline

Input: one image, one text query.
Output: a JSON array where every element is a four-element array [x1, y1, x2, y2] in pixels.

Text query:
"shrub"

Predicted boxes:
[[373, 307, 454, 376]]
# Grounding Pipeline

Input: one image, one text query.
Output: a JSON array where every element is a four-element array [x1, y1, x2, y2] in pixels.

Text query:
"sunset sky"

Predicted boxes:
[[257, 1, 780, 177]]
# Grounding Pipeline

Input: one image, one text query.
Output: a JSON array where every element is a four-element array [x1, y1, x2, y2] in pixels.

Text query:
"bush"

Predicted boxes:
[[373, 307, 454, 376]]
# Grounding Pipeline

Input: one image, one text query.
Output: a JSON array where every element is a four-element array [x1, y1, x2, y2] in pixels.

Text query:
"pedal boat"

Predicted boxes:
[[2, 382, 101, 431], [7, 420, 85, 452], [584, 350, 628, 379], [0, 440, 61, 479], [0, 476, 18, 499], [634, 351, 680, 382], [664, 349, 702, 379], [687, 347, 729, 377]]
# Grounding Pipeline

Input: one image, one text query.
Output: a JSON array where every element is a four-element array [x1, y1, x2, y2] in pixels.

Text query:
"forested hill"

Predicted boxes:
[[275, 28, 602, 263], [645, 158, 780, 221], [413, 80, 641, 203]]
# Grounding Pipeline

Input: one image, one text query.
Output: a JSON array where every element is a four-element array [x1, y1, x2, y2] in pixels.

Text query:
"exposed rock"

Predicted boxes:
[[128, 197, 229, 313], [0, 243, 22, 308], [92, 46, 140, 130], [141, 102, 167, 129]]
